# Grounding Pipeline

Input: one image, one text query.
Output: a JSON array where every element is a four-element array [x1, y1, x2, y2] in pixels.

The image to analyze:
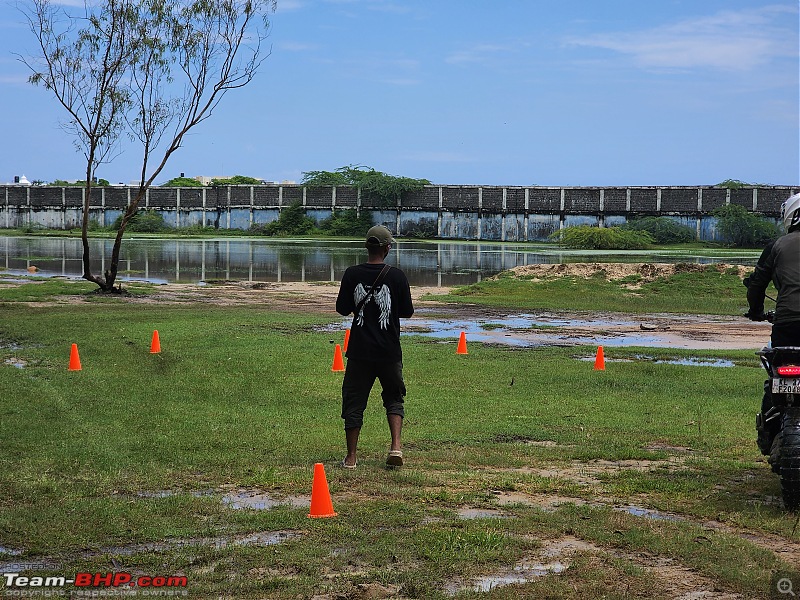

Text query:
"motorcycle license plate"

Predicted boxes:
[[772, 378, 800, 394]]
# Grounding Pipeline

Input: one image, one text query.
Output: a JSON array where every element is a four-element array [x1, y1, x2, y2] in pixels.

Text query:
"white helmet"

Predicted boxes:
[[780, 193, 800, 231]]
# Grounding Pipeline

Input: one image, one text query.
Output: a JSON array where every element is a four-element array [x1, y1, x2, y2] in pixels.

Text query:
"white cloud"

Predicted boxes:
[[567, 5, 798, 72]]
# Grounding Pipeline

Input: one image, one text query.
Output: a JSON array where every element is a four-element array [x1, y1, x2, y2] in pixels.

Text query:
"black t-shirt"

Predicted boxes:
[[336, 263, 414, 361]]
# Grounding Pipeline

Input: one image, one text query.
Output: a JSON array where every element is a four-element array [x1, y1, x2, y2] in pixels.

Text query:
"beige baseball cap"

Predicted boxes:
[[365, 225, 396, 247]]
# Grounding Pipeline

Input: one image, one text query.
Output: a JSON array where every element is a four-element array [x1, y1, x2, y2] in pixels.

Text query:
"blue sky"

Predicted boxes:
[[0, 0, 798, 186]]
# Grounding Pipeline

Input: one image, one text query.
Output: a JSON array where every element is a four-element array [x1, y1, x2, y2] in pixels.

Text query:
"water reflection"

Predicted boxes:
[[0, 236, 759, 286]]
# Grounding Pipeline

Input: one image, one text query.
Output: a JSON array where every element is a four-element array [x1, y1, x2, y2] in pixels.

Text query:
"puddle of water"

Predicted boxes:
[[615, 505, 684, 522], [135, 489, 215, 499], [578, 355, 734, 367], [650, 357, 734, 367], [399, 313, 684, 348], [472, 562, 567, 592], [457, 507, 510, 520], [222, 491, 310, 510], [3, 358, 26, 369], [1, 530, 300, 573], [91, 530, 300, 557]]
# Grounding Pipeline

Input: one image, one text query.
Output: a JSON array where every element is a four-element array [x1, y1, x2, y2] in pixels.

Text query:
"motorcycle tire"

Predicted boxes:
[[779, 407, 800, 511]]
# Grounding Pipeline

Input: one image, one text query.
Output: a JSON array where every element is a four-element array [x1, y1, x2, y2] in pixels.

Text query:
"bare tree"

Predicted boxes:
[[20, 0, 275, 292]]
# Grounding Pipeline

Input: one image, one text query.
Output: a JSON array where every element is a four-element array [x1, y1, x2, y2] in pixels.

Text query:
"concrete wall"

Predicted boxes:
[[2, 184, 797, 242]]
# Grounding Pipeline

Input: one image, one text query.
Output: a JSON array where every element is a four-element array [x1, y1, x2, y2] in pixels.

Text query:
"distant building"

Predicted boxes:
[[13, 175, 31, 186]]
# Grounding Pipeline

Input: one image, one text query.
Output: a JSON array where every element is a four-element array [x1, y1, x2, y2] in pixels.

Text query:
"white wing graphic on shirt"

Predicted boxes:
[[354, 283, 369, 326], [374, 284, 392, 330], [353, 283, 392, 329]]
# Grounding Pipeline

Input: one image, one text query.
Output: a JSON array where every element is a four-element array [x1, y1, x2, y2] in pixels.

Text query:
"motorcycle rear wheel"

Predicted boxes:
[[780, 407, 800, 511]]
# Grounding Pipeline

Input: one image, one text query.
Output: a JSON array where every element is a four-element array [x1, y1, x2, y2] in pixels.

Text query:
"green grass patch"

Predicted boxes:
[[430, 264, 769, 314], [0, 299, 795, 597], [0, 277, 156, 302]]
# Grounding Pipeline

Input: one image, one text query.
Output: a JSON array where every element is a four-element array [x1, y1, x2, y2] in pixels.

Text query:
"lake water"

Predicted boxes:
[[0, 236, 760, 287]]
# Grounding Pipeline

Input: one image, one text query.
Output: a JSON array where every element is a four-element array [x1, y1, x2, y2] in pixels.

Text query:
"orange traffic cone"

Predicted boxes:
[[68, 343, 82, 371], [331, 343, 345, 372], [150, 330, 161, 354], [456, 331, 468, 355], [308, 463, 337, 518], [594, 346, 605, 371], [343, 328, 350, 353]]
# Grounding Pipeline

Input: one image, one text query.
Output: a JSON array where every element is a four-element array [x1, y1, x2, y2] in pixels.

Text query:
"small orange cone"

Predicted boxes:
[[68, 343, 82, 371], [150, 330, 161, 354], [456, 331, 468, 355], [594, 346, 605, 371], [343, 328, 350, 353], [308, 463, 337, 518], [331, 343, 345, 372]]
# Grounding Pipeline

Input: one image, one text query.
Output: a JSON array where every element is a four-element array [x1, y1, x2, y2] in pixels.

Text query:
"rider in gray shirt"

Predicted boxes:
[[747, 192, 800, 343]]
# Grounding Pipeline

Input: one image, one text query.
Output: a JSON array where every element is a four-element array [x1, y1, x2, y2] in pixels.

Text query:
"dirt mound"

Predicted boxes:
[[506, 262, 750, 282]]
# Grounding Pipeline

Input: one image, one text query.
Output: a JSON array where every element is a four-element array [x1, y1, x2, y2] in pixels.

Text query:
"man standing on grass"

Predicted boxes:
[[336, 225, 414, 469]]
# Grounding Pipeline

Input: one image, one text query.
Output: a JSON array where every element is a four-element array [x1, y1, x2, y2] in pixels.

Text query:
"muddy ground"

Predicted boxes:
[[109, 261, 770, 350]]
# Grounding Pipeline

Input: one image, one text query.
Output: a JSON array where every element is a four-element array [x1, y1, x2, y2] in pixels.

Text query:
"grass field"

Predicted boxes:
[[0, 275, 797, 599]]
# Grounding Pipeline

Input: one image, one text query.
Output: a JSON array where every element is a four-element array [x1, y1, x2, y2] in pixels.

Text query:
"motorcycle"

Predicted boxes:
[[750, 310, 800, 511]]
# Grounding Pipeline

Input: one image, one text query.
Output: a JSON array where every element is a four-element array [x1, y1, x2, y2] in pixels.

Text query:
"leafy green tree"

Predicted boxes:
[[302, 165, 430, 207], [49, 179, 110, 187], [163, 177, 203, 187], [712, 204, 779, 247], [22, 0, 275, 292], [211, 175, 263, 186], [717, 179, 750, 189]]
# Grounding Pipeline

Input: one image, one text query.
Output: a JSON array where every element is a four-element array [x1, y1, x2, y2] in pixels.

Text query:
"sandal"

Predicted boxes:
[[386, 450, 403, 467]]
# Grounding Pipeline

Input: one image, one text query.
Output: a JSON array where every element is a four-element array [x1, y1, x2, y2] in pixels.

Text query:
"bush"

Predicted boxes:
[[712, 204, 779, 247], [404, 218, 438, 239], [252, 201, 315, 236], [211, 175, 262, 186], [112, 209, 168, 232], [163, 177, 203, 187], [318, 209, 373, 236], [551, 226, 653, 250], [622, 217, 696, 244]]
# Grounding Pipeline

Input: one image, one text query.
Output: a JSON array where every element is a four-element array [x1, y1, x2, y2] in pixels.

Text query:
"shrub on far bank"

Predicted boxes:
[[622, 217, 696, 244], [318, 209, 373, 236], [712, 204, 779, 247], [250, 201, 315, 236], [551, 226, 653, 250], [112, 209, 168, 232]]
